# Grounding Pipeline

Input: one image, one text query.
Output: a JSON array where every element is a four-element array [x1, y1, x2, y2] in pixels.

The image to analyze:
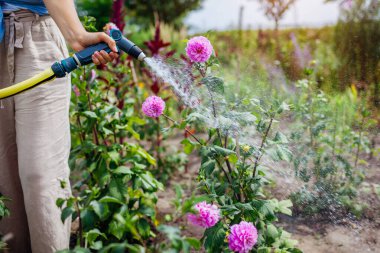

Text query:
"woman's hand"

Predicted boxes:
[[71, 31, 119, 65], [43, 0, 119, 65]]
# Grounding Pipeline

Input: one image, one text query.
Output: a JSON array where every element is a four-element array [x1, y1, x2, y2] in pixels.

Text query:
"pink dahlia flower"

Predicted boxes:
[[187, 201, 220, 228], [186, 36, 213, 63], [228, 221, 258, 253], [142, 96, 165, 118]]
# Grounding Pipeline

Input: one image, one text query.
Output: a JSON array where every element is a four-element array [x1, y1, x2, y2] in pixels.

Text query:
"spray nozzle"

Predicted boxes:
[[109, 29, 146, 61], [52, 29, 146, 77]]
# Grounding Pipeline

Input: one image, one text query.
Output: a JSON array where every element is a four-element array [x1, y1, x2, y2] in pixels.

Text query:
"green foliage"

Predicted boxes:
[[156, 225, 201, 252], [76, 0, 203, 30], [334, 0, 380, 105], [0, 194, 10, 250], [0, 194, 10, 220], [166, 59, 301, 252], [56, 17, 200, 252], [76, 0, 113, 30], [290, 76, 370, 217], [62, 62, 164, 249], [125, 0, 203, 29]]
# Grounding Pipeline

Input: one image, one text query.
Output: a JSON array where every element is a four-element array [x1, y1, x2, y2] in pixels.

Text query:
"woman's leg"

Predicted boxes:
[[13, 15, 72, 253], [0, 15, 32, 253]]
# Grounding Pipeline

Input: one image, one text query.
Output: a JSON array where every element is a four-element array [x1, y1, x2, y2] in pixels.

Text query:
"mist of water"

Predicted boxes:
[[144, 56, 256, 138], [143, 56, 363, 230]]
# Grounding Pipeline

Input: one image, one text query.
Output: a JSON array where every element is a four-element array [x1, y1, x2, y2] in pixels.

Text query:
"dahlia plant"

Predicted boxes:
[[142, 36, 302, 252]]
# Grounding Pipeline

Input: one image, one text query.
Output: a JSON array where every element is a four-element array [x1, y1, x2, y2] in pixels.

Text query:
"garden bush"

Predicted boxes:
[[139, 36, 302, 252], [0, 194, 10, 250], [290, 70, 371, 217]]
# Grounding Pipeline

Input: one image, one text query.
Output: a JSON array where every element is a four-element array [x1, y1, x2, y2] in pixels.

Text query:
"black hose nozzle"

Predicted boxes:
[[52, 29, 146, 77]]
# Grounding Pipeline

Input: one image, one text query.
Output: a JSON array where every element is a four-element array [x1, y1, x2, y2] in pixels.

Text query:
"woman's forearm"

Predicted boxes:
[[43, 0, 118, 62], [43, 0, 86, 46]]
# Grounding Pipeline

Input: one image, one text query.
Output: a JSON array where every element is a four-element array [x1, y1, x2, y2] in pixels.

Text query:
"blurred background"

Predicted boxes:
[[69, 1, 380, 252], [76, 0, 380, 107]]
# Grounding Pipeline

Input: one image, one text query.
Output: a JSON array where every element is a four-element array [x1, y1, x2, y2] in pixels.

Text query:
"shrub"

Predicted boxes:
[[145, 36, 301, 252], [290, 74, 371, 218]]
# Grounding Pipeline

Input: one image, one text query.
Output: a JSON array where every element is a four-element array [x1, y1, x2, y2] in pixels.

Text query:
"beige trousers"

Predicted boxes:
[[0, 10, 71, 253]]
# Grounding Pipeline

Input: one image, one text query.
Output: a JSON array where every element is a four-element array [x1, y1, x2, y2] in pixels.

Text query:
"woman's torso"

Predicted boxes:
[[0, 0, 48, 42], [1, 0, 47, 14]]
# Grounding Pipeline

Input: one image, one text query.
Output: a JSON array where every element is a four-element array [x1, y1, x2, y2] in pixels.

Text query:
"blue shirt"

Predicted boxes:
[[0, 0, 48, 41]]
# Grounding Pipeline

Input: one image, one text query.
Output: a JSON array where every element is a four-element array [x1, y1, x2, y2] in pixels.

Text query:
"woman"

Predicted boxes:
[[0, 1, 118, 252]]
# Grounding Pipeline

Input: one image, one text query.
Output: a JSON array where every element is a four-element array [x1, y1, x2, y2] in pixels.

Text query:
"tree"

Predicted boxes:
[[254, 0, 297, 59], [76, 0, 204, 30], [125, 0, 203, 29], [256, 0, 297, 31]]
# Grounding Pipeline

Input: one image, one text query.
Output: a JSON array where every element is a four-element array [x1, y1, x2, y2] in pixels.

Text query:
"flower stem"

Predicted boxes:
[[162, 114, 203, 145], [253, 117, 274, 177]]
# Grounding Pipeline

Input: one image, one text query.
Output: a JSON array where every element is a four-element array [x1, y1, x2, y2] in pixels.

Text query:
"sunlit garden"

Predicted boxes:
[[1, 0, 380, 252]]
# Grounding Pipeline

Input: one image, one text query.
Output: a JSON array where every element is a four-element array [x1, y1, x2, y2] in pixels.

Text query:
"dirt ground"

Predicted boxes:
[[156, 138, 380, 253]]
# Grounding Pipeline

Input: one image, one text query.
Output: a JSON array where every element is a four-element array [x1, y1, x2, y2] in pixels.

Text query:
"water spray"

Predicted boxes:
[[0, 29, 146, 99]]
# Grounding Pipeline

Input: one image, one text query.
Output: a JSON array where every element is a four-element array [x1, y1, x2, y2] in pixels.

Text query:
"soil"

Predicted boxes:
[[156, 137, 380, 253]]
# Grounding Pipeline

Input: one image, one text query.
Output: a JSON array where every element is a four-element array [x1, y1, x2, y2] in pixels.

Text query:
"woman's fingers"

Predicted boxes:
[[100, 50, 113, 62], [92, 51, 106, 65], [98, 33, 118, 53], [92, 51, 118, 65], [110, 52, 119, 60], [92, 52, 100, 65]]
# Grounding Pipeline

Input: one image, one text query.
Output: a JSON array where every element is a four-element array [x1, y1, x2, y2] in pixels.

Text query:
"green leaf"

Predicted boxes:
[[276, 145, 292, 162], [204, 222, 226, 252], [186, 237, 201, 250], [181, 138, 196, 155], [287, 248, 303, 253], [107, 151, 120, 163], [85, 228, 107, 245], [277, 102, 291, 114], [136, 147, 156, 165], [214, 146, 235, 156], [80, 209, 97, 231], [140, 172, 163, 192], [61, 206, 75, 223], [108, 220, 125, 240], [56, 198, 65, 208], [82, 111, 98, 119], [278, 200, 293, 216], [251, 200, 277, 222], [99, 196, 124, 205], [228, 153, 239, 164], [94, 158, 111, 187], [257, 247, 271, 253], [266, 224, 279, 239], [269, 145, 293, 162], [202, 76, 224, 94], [109, 178, 126, 200], [200, 160, 216, 176], [126, 125, 140, 140], [273, 132, 289, 144], [137, 219, 151, 239], [157, 225, 181, 241], [90, 201, 110, 220], [113, 166, 132, 175], [56, 246, 91, 253]]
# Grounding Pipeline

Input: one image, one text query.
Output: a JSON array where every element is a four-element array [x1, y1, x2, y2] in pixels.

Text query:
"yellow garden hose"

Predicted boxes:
[[0, 68, 56, 99], [0, 29, 146, 100]]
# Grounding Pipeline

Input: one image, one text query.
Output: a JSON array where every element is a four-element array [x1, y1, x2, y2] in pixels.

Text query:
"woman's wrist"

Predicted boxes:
[[64, 27, 87, 47]]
